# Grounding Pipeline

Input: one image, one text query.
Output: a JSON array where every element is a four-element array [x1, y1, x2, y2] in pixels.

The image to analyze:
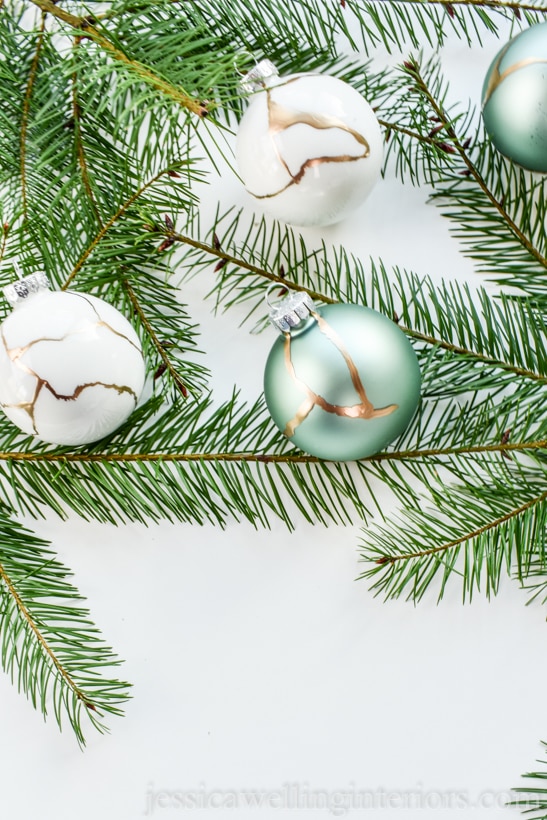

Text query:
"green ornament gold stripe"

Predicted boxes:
[[283, 310, 398, 437], [483, 48, 547, 107]]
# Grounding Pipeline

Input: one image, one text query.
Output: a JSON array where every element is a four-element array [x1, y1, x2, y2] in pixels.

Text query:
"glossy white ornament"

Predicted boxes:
[[0, 275, 146, 446], [236, 69, 383, 227]]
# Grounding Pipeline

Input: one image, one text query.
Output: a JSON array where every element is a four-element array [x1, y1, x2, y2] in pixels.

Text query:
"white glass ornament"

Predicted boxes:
[[235, 61, 383, 227], [0, 274, 146, 446]]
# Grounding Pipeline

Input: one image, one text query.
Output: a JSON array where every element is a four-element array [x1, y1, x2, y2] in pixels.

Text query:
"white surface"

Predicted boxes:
[[2, 21, 546, 820]]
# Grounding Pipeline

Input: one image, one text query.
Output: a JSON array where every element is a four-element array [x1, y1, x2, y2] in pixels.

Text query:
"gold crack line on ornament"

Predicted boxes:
[[4, 297, 140, 363], [44, 380, 138, 403], [253, 154, 371, 200], [483, 52, 547, 107], [310, 309, 398, 416], [5, 341, 139, 403], [1, 379, 138, 431], [69, 292, 142, 353], [256, 81, 315, 181], [247, 87, 371, 200], [266, 92, 370, 178], [5, 325, 138, 364], [1, 328, 138, 433], [282, 315, 398, 438], [0, 327, 39, 433], [7, 330, 96, 362]]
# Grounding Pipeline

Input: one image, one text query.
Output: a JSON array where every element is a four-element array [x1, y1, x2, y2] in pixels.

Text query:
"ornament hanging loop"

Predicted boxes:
[[266, 284, 315, 332], [233, 49, 258, 78]]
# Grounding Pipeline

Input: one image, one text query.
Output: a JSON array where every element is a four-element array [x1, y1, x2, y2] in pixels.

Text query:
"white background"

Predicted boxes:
[[2, 14, 547, 820]]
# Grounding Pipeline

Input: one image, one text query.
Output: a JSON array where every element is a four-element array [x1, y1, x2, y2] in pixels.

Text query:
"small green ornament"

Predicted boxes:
[[263, 292, 421, 461], [482, 21, 547, 173]]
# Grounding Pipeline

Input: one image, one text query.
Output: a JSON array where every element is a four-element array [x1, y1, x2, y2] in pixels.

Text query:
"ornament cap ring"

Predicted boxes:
[[266, 284, 315, 333], [239, 59, 279, 94], [4, 273, 51, 306]]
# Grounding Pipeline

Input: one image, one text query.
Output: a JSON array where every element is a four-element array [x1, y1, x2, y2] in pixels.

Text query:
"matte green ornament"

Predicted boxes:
[[263, 293, 421, 461], [482, 22, 547, 172]]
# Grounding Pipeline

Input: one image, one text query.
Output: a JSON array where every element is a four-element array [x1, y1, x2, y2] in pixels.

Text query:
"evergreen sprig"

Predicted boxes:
[[512, 744, 547, 818], [0, 505, 129, 744]]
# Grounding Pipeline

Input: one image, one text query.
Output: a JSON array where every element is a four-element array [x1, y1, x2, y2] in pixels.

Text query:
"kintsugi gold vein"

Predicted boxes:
[[248, 85, 371, 200], [0, 316, 139, 433], [483, 50, 547, 106], [282, 312, 398, 437]]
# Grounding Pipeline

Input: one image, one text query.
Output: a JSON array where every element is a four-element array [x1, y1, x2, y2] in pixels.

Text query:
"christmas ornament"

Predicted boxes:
[[263, 290, 421, 461], [0, 274, 146, 446], [235, 60, 383, 227], [482, 21, 547, 172]]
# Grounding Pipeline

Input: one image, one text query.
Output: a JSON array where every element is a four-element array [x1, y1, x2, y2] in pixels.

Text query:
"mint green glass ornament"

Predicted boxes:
[[482, 22, 547, 172], [263, 292, 421, 461]]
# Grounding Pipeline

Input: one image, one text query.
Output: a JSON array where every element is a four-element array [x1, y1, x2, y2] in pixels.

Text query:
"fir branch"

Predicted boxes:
[[359, 472, 547, 601], [20, 11, 46, 219], [511, 743, 547, 818], [0, 385, 543, 530], [0, 222, 9, 268], [171, 0, 341, 60], [0, 396, 379, 525], [167, 227, 317, 296], [71, 35, 104, 227], [401, 58, 547, 273], [0, 438, 543, 463], [382, 55, 547, 284], [169, 213, 547, 384], [0, 509, 130, 744], [0, 453, 376, 526], [337, 0, 546, 54], [431, 0, 546, 8], [373, 439, 547, 462], [61, 167, 176, 290], [377, 118, 441, 148], [29, 0, 208, 117], [122, 277, 190, 398], [377, 490, 547, 566]]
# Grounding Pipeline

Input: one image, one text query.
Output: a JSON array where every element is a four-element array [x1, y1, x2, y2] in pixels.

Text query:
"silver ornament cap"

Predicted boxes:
[[240, 59, 279, 94], [268, 289, 315, 333], [4, 273, 51, 306]]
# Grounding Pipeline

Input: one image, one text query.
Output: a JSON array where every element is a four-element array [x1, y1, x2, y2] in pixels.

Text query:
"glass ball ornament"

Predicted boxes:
[[482, 22, 547, 172], [0, 274, 146, 446], [263, 291, 421, 461], [235, 60, 383, 227]]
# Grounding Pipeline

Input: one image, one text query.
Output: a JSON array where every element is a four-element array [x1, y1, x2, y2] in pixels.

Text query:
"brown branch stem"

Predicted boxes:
[[0, 438, 544, 463], [0, 225, 9, 269], [29, 0, 206, 116], [122, 278, 188, 396], [400, 0, 547, 9], [71, 37, 104, 227], [164, 229, 547, 383], [62, 169, 171, 290], [377, 119, 441, 147], [20, 13, 47, 219], [169, 229, 332, 302]]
